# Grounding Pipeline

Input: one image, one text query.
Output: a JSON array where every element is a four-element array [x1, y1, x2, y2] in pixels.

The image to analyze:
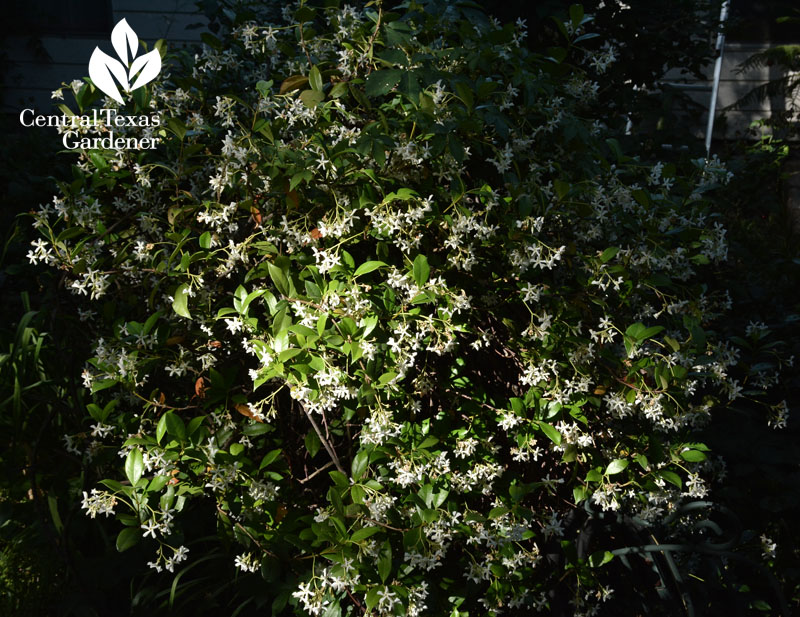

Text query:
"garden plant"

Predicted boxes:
[[10, 0, 798, 615]]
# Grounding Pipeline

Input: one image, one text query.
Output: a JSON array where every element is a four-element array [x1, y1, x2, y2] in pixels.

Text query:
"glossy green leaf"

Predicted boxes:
[[351, 526, 381, 543], [156, 414, 168, 444], [377, 539, 392, 582], [680, 449, 707, 462], [365, 69, 402, 97], [412, 254, 429, 287], [351, 449, 369, 480], [300, 89, 324, 108], [537, 421, 562, 445], [309, 65, 323, 92], [354, 260, 387, 277], [116, 527, 140, 552], [268, 262, 290, 296], [125, 448, 144, 485], [605, 459, 628, 475], [660, 470, 683, 488], [164, 412, 186, 441], [172, 283, 191, 318]]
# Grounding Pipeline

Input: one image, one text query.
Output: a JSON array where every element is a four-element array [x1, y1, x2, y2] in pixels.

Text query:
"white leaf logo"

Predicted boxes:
[[111, 18, 138, 67], [88, 19, 161, 104]]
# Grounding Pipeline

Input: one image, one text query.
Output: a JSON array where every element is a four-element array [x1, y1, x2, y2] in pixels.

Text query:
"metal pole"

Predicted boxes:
[[705, 0, 730, 156]]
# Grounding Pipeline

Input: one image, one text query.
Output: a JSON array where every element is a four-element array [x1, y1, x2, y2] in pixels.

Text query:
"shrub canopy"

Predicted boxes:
[[28, 1, 788, 615]]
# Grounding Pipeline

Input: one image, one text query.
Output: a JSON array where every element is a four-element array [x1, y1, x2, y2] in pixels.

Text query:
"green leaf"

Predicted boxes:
[[167, 117, 187, 140], [148, 475, 169, 493], [537, 421, 562, 445], [351, 484, 365, 504], [278, 348, 301, 362], [366, 588, 381, 612], [660, 470, 682, 488], [295, 5, 316, 21], [256, 79, 272, 97], [574, 32, 601, 43], [47, 495, 64, 533], [309, 65, 323, 92], [488, 506, 510, 520], [639, 325, 665, 341], [188, 413, 210, 440], [378, 371, 397, 385], [454, 81, 474, 113], [116, 527, 140, 552], [300, 89, 324, 108], [330, 82, 348, 98], [376, 48, 407, 67], [125, 448, 144, 485], [365, 69, 403, 97], [89, 152, 108, 170], [600, 247, 619, 263], [554, 179, 570, 199], [260, 449, 282, 468], [305, 430, 321, 458], [329, 470, 349, 488], [290, 169, 312, 191], [279, 74, 308, 94], [569, 4, 585, 27], [172, 283, 191, 318], [230, 443, 244, 456], [377, 539, 392, 582], [87, 403, 103, 422], [680, 449, 707, 462], [418, 436, 439, 449], [412, 254, 429, 287], [341, 250, 355, 269], [605, 459, 628, 475], [351, 449, 369, 480], [199, 231, 212, 249], [664, 336, 680, 352], [351, 526, 381, 542], [586, 469, 603, 483], [156, 414, 168, 444], [398, 70, 420, 102], [91, 379, 117, 393], [588, 550, 614, 568], [268, 262, 290, 296], [354, 260, 387, 277], [164, 412, 186, 441]]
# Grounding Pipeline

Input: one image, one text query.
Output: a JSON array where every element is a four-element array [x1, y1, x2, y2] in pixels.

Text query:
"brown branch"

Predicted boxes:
[[443, 388, 503, 413], [132, 390, 198, 412], [360, 516, 409, 532], [364, 1, 383, 75], [346, 588, 366, 614], [301, 403, 345, 474], [298, 460, 334, 484]]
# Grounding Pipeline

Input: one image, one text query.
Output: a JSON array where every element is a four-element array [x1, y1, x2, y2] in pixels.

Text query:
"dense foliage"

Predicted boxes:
[[6, 1, 796, 615]]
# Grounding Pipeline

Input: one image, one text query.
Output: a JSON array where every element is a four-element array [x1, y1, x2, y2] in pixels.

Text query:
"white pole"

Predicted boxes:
[[706, 0, 730, 156]]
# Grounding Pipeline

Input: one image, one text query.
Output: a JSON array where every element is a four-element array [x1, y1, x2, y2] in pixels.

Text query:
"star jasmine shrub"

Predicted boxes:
[[29, 1, 790, 615]]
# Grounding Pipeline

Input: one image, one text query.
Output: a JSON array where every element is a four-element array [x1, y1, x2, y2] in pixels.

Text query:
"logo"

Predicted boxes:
[[17, 18, 163, 150], [89, 19, 162, 104]]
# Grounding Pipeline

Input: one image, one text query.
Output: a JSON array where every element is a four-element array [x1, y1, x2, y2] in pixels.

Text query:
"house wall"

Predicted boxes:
[[664, 42, 799, 141], [2, 0, 205, 113]]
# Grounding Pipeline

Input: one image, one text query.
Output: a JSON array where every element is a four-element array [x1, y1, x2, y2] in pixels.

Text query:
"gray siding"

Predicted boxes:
[[663, 42, 799, 141], [2, 0, 206, 112]]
